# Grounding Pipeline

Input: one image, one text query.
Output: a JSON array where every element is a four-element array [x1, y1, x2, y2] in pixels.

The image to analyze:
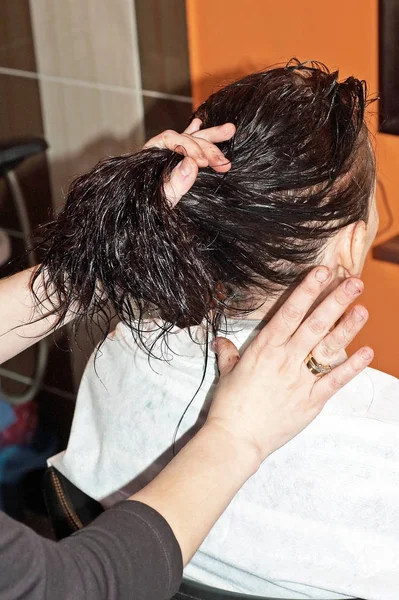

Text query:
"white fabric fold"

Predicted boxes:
[[51, 319, 399, 600]]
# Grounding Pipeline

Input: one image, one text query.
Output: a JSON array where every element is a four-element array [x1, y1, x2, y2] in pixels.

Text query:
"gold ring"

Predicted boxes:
[[304, 352, 332, 378]]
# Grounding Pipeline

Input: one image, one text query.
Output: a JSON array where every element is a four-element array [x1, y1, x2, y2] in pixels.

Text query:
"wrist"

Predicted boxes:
[[201, 419, 262, 477]]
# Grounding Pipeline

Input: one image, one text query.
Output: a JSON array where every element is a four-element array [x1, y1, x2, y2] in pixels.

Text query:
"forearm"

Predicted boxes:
[[131, 422, 260, 565], [0, 266, 70, 364], [0, 501, 181, 600]]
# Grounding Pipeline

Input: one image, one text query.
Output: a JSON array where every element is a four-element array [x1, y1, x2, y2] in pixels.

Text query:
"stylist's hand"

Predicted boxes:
[[144, 118, 235, 205], [208, 267, 373, 464]]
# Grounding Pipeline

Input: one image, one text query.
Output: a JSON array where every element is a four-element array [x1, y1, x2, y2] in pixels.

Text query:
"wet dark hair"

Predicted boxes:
[[32, 60, 375, 351]]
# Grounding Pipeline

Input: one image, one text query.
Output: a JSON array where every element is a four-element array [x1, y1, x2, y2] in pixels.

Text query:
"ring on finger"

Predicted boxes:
[[304, 352, 332, 378]]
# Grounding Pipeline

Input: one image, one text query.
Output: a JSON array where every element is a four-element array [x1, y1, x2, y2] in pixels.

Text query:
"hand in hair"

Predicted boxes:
[[145, 118, 235, 206], [31, 117, 237, 342], [0, 121, 235, 365]]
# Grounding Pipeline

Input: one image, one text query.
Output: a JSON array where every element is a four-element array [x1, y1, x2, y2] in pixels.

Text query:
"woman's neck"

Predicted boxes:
[[231, 290, 284, 322]]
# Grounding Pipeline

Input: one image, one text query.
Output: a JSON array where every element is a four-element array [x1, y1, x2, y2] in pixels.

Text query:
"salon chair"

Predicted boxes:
[[43, 466, 363, 600], [0, 138, 48, 178]]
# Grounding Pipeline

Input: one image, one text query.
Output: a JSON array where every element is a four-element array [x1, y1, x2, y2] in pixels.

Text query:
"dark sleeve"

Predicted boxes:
[[0, 500, 183, 600]]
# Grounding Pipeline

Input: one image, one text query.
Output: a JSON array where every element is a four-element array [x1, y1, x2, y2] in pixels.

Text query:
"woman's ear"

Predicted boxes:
[[339, 220, 367, 277]]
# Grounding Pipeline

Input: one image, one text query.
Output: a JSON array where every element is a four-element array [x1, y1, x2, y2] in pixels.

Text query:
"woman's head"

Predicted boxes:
[[34, 60, 376, 347]]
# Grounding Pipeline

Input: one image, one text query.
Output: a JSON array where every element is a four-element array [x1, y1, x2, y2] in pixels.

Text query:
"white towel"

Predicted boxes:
[[51, 319, 399, 600]]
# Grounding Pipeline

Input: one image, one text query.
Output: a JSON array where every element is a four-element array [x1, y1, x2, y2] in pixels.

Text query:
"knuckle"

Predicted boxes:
[[249, 338, 272, 360], [302, 280, 319, 297], [182, 132, 197, 145], [308, 316, 326, 336], [281, 303, 303, 322], [162, 130, 175, 143], [318, 340, 337, 360], [342, 318, 356, 340], [328, 370, 344, 391]]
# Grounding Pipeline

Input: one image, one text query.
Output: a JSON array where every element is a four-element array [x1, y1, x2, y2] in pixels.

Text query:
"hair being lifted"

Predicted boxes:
[[32, 59, 375, 355]]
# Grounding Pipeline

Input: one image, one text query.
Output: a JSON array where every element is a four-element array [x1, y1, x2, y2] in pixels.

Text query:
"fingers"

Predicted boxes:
[[188, 134, 232, 172], [311, 305, 369, 367], [145, 122, 235, 206], [164, 157, 198, 207], [184, 118, 202, 135], [254, 267, 332, 350], [313, 346, 374, 405], [214, 337, 240, 377], [191, 123, 235, 173], [144, 129, 209, 163], [191, 122, 236, 144], [144, 122, 235, 173], [144, 129, 230, 172], [290, 277, 364, 357]]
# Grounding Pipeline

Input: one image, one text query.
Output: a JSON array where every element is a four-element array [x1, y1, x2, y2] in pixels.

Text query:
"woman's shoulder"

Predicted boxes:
[[81, 320, 214, 388], [362, 366, 399, 388], [323, 366, 399, 424], [360, 366, 399, 423]]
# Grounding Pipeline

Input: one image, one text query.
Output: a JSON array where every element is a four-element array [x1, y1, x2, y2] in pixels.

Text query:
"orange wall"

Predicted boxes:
[[186, 0, 399, 377]]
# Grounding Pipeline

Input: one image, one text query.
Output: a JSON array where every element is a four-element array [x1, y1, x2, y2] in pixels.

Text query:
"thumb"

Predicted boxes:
[[214, 337, 240, 377], [164, 157, 198, 208]]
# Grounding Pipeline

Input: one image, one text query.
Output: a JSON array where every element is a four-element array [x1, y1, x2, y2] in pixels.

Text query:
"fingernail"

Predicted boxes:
[[353, 307, 365, 321], [361, 348, 373, 360], [345, 279, 362, 296], [179, 158, 192, 177], [315, 267, 330, 282], [210, 339, 218, 353]]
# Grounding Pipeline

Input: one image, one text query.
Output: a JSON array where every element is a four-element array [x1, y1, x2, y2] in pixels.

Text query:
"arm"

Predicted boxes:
[[0, 501, 181, 600], [0, 269, 372, 599], [0, 267, 62, 364], [132, 268, 373, 565]]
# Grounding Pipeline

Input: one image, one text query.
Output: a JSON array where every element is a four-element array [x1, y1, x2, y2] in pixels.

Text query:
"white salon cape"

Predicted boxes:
[[51, 319, 399, 600]]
